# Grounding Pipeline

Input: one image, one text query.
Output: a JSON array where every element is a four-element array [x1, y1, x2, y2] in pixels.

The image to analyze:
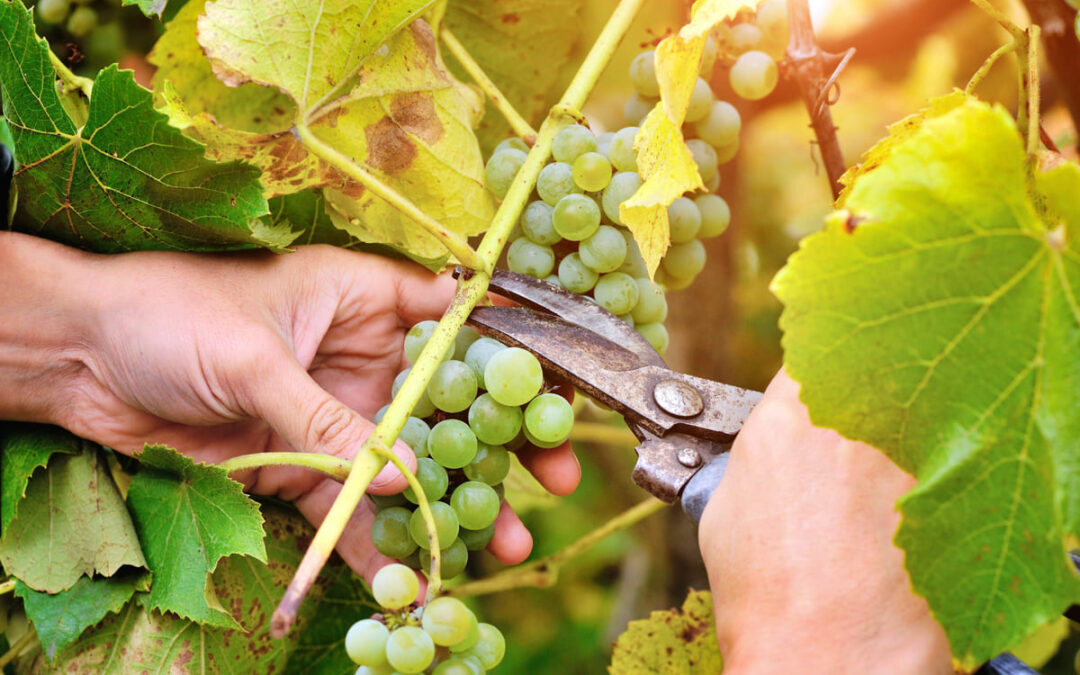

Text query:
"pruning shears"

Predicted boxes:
[[464, 269, 1079, 674]]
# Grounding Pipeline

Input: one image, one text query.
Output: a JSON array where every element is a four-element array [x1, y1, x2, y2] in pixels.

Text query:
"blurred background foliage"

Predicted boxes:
[[23, 0, 1080, 671]]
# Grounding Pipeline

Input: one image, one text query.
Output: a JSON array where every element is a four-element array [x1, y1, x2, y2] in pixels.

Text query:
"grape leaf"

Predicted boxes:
[[0, 424, 79, 533], [772, 95, 1080, 667], [15, 571, 150, 661], [609, 589, 722, 674], [0, 1, 274, 253], [125, 445, 265, 628], [0, 445, 146, 593], [441, 0, 585, 151], [620, 0, 756, 277], [30, 505, 376, 675]]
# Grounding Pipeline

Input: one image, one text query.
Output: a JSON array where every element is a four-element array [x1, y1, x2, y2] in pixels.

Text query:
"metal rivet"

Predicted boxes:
[[653, 379, 705, 418], [677, 447, 702, 468]]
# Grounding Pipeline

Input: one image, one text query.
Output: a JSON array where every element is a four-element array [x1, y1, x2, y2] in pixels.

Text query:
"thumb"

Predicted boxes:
[[249, 352, 416, 495]]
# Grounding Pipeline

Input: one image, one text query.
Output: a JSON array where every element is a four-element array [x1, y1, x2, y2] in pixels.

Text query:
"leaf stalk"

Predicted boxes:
[[218, 452, 352, 481]]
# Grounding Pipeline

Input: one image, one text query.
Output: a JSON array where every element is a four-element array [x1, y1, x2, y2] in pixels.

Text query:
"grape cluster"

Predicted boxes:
[[713, 0, 789, 102], [35, 0, 101, 37], [370, 322, 574, 578], [346, 564, 505, 674]]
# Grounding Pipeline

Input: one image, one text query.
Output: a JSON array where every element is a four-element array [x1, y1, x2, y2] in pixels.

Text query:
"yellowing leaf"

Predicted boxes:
[[619, 105, 704, 277], [609, 589, 722, 674]]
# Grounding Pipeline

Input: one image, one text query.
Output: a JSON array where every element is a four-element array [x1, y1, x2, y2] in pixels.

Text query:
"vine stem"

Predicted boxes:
[[0, 630, 35, 669], [965, 40, 1019, 93], [445, 498, 666, 598], [270, 0, 645, 637], [969, 0, 1026, 38], [294, 122, 483, 271], [1021, 25, 1042, 155], [47, 50, 93, 99], [440, 28, 538, 144], [218, 452, 352, 482]]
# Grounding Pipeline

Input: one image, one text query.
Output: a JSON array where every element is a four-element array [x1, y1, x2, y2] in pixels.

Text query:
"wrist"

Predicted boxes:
[[0, 232, 99, 426]]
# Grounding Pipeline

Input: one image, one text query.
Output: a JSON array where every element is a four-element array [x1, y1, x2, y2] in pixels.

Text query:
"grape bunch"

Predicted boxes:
[[35, 0, 102, 37], [345, 563, 505, 674], [369, 321, 574, 579]]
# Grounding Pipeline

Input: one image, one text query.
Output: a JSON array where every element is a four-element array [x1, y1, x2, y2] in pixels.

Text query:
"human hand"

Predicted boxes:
[[698, 370, 952, 673], [6, 234, 579, 581]]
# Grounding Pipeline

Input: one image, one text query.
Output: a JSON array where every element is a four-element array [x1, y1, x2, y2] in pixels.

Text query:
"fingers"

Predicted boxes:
[[363, 255, 457, 327], [486, 501, 532, 565], [517, 441, 581, 497]]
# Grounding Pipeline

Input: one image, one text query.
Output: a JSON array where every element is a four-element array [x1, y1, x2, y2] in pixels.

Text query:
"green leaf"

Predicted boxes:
[[609, 589, 722, 674], [0, 424, 80, 533], [441, 0, 584, 151], [31, 504, 375, 674], [0, 445, 146, 593], [126, 445, 265, 628], [16, 571, 150, 661], [772, 95, 1080, 667], [0, 0, 271, 253]]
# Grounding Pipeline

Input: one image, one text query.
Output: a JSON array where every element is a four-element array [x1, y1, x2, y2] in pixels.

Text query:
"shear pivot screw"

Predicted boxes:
[[677, 448, 702, 468], [653, 380, 704, 418]]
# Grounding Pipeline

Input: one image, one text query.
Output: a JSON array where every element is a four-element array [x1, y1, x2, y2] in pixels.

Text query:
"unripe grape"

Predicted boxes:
[[601, 171, 642, 225], [684, 78, 714, 123], [537, 162, 581, 205], [728, 23, 763, 53], [662, 239, 707, 281], [507, 237, 556, 278], [623, 94, 655, 126], [385, 626, 435, 674], [552, 193, 601, 241], [552, 124, 597, 163], [572, 152, 612, 192], [699, 35, 719, 76], [667, 197, 702, 243], [593, 272, 640, 315], [520, 200, 560, 245], [558, 252, 599, 294], [637, 322, 670, 354], [419, 537, 469, 579], [607, 127, 639, 173], [421, 597, 474, 647], [484, 148, 527, 198], [695, 194, 731, 237], [692, 100, 741, 149], [686, 139, 719, 185], [372, 564, 419, 609], [37, 0, 69, 24], [65, 6, 96, 36], [494, 137, 528, 154], [629, 50, 660, 97], [730, 51, 779, 101], [345, 619, 389, 666]]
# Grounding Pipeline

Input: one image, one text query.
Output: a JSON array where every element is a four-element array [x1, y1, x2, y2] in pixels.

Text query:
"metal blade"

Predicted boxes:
[[467, 306, 762, 441]]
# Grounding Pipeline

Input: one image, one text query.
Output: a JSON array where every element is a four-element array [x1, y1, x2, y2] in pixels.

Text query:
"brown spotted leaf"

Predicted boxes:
[[609, 589, 722, 674]]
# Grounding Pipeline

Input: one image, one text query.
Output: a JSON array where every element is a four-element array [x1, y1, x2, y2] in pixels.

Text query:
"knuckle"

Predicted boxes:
[[305, 397, 365, 457]]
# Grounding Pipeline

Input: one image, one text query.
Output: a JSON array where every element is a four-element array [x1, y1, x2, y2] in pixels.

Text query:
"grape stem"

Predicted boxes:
[[0, 579, 14, 595], [1018, 0, 1080, 152], [445, 498, 666, 598], [440, 28, 539, 144], [270, 0, 646, 637], [293, 122, 483, 271], [0, 629, 35, 669], [966, 40, 1020, 94], [218, 452, 352, 481]]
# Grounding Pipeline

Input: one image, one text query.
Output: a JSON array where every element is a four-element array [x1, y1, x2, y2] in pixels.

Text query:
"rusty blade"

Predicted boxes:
[[467, 306, 761, 440], [467, 269, 665, 368]]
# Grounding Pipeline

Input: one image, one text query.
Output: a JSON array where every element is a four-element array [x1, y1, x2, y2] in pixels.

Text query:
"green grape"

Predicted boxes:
[[432, 658, 482, 675], [400, 549, 422, 570], [37, 0, 69, 24], [409, 501, 460, 550], [667, 197, 702, 243], [484, 149, 527, 199], [623, 94, 655, 126], [661, 239, 707, 280], [695, 194, 731, 237], [572, 152, 612, 192], [637, 322, 670, 354], [452, 326, 481, 361], [700, 35, 719, 76], [684, 78, 714, 123], [484, 347, 543, 406], [593, 272, 640, 315], [537, 162, 581, 205], [421, 596, 474, 647], [65, 5, 96, 36], [596, 131, 615, 156], [729, 23, 763, 53], [346, 619, 389, 666], [756, 0, 789, 43], [619, 313, 636, 327], [450, 481, 500, 530], [372, 507, 419, 559], [631, 278, 667, 324], [692, 100, 741, 148], [374, 404, 390, 423], [385, 626, 435, 674], [403, 457, 449, 505], [400, 417, 430, 458], [464, 338, 505, 389], [459, 523, 496, 551], [427, 419, 478, 469], [558, 252, 599, 294], [730, 50, 779, 101], [507, 237, 556, 278], [522, 424, 563, 448], [393, 368, 436, 418], [552, 124, 597, 163], [716, 137, 739, 164], [372, 563, 419, 609], [544, 274, 563, 287], [419, 537, 469, 579], [686, 139, 719, 185], [468, 394, 522, 445], [703, 171, 721, 193], [494, 137, 528, 154], [607, 127, 639, 173], [355, 664, 395, 675], [520, 200, 560, 245], [404, 320, 445, 363], [370, 492, 408, 510], [579, 225, 627, 273], [552, 194, 601, 241], [617, 230, 649, 278], [462, 624, 506, 670], [450, 615, 481, 653], [427, 360, 477, 414], [464, 442, 511, 484], [523, 393, 574, 445], [629, 50, 660, 97], [601, 172, 642, 225]]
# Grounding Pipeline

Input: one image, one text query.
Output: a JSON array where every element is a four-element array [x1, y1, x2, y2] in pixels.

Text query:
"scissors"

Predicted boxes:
[[463, 269, 1078, 674]]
